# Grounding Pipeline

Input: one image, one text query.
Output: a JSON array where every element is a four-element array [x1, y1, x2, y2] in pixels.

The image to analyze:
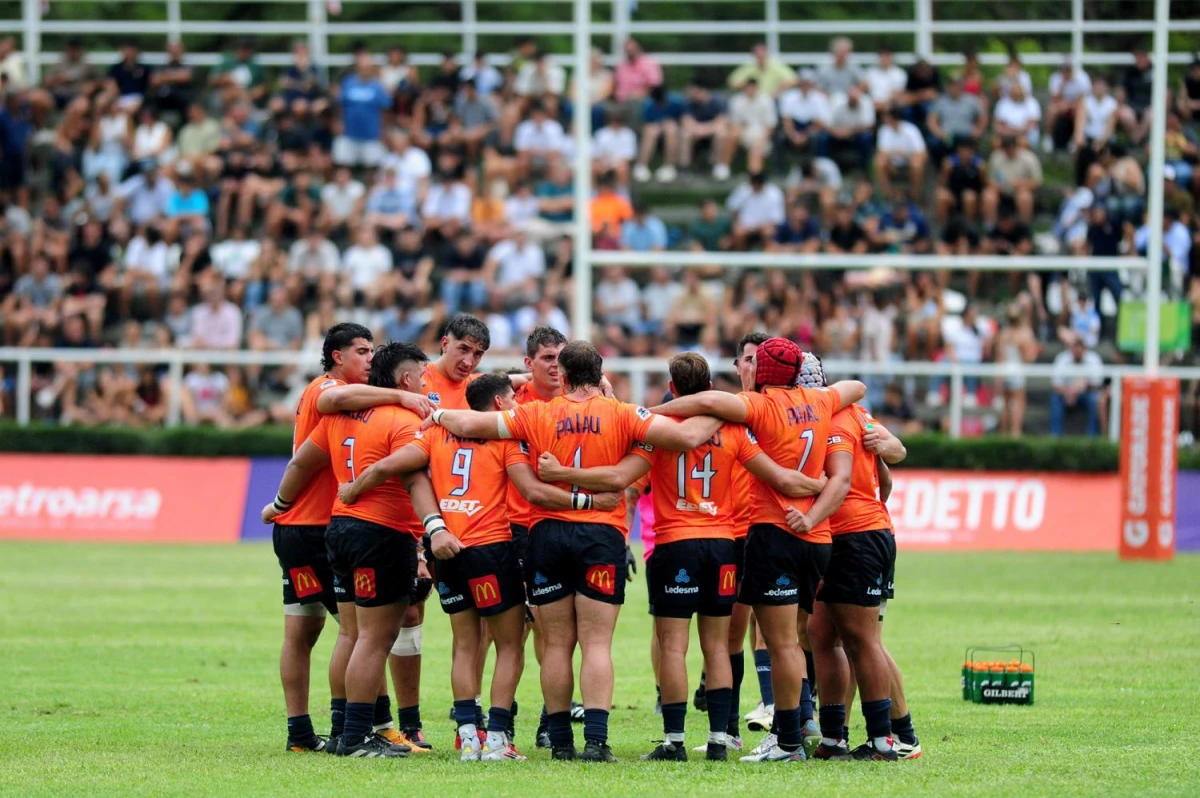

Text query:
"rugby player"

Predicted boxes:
[[338, 373, 622, 760], [537, 353, 828, 762], [425, 341, 725, 762], [649, 337, 865, 763], [268, 323, 433, 753], [263, 342, 436, 757], [791, 355, 919, 761]]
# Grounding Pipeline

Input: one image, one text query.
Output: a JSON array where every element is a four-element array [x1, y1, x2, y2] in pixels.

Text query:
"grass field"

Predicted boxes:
[[1, 543, 1198, 797]]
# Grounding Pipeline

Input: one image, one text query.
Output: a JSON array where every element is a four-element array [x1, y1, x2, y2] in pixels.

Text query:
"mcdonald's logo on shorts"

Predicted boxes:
[[585, 564, 616, 596], [469, 574, 502, 609], [353, 568, 377, 599], [289, 566, 323, 599], [718, 564, 738, 597]]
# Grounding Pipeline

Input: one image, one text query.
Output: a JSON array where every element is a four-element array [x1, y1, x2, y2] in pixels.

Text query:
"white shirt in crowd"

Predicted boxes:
[[944, 318, 988, 365], [124, 235, 180, 281], [488, 238, 546, 289], [865, 64, 907, 106], [828, 95, 876, 130], [183, 370, 229, 414], [877, 120, 926, 154], [994, 95, 1042, 132], [514, 118, 569, 155], [1052, 348, 1104, 389], [592, 125, 637, 162], [504, 194, 541, 226], [342, 244, 393, 290], [420, 182, 472, 222], [210, 238, 261, 281], [512, 304, 571, 339], [642, 280, 683, 325], [288, 238, 341, 274], [321, 179, 365, 222], [726, 182, 786, 228], [1081, 93, 1118, 140], [777, 87, 831, 126], [380, 146, 432, 192], [1049, 69, 1092, 103], [595, 274, 642, 329], [729, 91, 778, 130]]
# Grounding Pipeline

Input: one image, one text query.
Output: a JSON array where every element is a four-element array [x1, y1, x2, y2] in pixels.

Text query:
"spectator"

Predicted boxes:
[[275, 39, 326, 115], [84, 93, 132, 186], [122, 225, 177, 318], [942, 302, 990, 405], [515, 51, 566, 98], [483, 229, 545, 310], [819, 85, 875, 173], [148, 40, 195, 119], [992, 81, 1041, 149], [613, 38, 663, 104], [1045, 59, 1090, 152], [380, 45, 419, 98], [43, 37, 101, 108], [993, 301, 1039, 436], [786, 156, 842, 219], [936, 136, 986, 223], [2, 255, 61, 343], [590, 172, 634, 237], [591, 111, 637, 187], [874, 106, 927, 197], [163, 165, 210, 237], [365, 165, 417, 233], [687, 198, 731, 251], [727, 79, 777, 176], [1163, 112, 1198, 192], [420, 161, 473, 240], [982, 209, 1033, 258], [595, 266, 643, 344], [333, 44, 391, 168], [180, 362, 232, 426], [680, 80, 730, 179], [319, 164, 366, 234], [247, 285, 303, 386], [177, 103, 222, 174], [726, 171, 785, 249], [1133, 207, 1191, 297], [190, 278, 243, 349], [449, 78, 498, 162], [1073, 78, 1118, 186], [107, 41, 152, 111], [390, 225, 435, 305], [209, 38, 267, 108], [778, 70, 830, 161], [993, 53, 1033, 102], [728, 42, 796, 99], [641, 266, 682, 336], [927, 75, 987, 164], [620, 201, 668, 253], [514, 101, 569, 178], [1117, 48, 1153, 144], [1050, 332, 1103, 436], [817, 37, 864, 100], [635, 85, 683, 183], [770, 203, 821, 254], [824, 200, 870, 255], [983, 134, 1041, 225], [460, 52, 503, 97], [663, 269, 716, 347], [439, 229, 488, 314], [865, 47, 906, 113], [341, 225, 393, 304], [876, 382, 923, 435], [533, 161, 574, 236], [1179, 55, 1200, 122], [211, 224, 261, 285], [873, 196, 932, 254], [898, 58, 942, 129], [287, 230, 340, 280]]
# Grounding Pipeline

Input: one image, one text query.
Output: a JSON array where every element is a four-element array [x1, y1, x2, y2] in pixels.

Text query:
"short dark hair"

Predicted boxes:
[[736, 331, 770, 355], [525, 325, 568, 359], [368, 342, 428, 388], [669, 352, 711, 397], [558, 341, 604, 391], [444, 313, 491, 351], [466, 373, 514, 412], [321, 323, 373, 372]]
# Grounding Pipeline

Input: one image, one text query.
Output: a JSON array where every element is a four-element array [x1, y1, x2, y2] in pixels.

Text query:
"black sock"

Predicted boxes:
[[511, 700, 519, 720], [753, 649, 774, 706], [342, 701, 374, 746], [330, 697, 347, 738], [891, 712, 917, 745], [453, 698, 477, 727], [843, 725, 850, 744], [398, 704, 421, 730], [769, 716, 778, 736], [661, 701, 686, 740], [862, 698, 893, 742], [488, 706, 513, 736], [775, 706, 802, 750], [547, 710, 573, 748], [538, 704, 549, 731], [373, 694, 393, 727], [800, 678, 814, 725], [819, 703, 846, 742], [583, 708, 610, 745], [728, 651, 745, 736], [287, 714, 315, 742], [706, 687, 732, 738], [803, 648, 817, 696]]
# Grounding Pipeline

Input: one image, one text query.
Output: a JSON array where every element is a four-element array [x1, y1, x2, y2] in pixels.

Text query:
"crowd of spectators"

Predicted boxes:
[[0, 30, 1198, 437]]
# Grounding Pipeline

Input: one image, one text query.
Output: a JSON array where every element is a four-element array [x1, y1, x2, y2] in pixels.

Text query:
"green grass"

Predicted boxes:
[[1, 544, 1198, 797]]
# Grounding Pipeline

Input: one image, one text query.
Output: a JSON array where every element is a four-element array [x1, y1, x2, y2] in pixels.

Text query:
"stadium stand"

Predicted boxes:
[[0, 17, 1197, 438]]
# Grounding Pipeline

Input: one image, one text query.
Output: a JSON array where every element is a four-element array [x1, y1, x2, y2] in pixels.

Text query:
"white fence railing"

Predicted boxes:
[[2, 346, 1198, 441]]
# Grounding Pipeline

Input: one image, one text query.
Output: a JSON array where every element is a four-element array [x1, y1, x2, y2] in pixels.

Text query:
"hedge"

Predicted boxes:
[[2, 424, 1199, 472]]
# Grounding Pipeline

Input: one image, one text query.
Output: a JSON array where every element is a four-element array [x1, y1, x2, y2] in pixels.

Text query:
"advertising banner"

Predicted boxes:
[[240, 457, 289, 541], [1175, 471, 1200, 553], [0, 455, 249, 543], [1118, 377, 1178, 561], [888, 471, 1119, 551]]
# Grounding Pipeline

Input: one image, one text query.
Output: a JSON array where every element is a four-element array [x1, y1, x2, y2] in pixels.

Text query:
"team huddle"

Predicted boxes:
[[262, 313, 921, 763]]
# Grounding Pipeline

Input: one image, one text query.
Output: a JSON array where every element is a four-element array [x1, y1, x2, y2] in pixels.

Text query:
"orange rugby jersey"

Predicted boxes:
[[738, 385, 842, 543], [731, 463, 754, 538], [274, 375, 345, 526], [506, 380, 565, 529], [307, 405, 424, 538], [423, 362, 480, 409], [828, 404, 893, 535], [502, 394, 654, 532], [648, 421, 762, 546], [414, 428, 525, 547]]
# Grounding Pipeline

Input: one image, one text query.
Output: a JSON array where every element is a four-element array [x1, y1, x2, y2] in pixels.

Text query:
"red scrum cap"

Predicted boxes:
[[754, 337, 804, 388]]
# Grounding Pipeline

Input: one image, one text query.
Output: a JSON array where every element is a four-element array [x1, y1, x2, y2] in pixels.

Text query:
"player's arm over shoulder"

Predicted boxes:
[[641, 408, 726, 452], [649, 390, 749, 422], [317, 383, 434, 418], [827, 379, 867, 411], [736, 425, 827, 498]]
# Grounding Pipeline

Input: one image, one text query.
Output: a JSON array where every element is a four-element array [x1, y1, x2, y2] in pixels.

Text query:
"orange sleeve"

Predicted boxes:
[[502, 439, 527, 469], [632, 472, 652, 494], [738, 392, 762, 427], [410, 430, 433, 458], [503, 403, 538, 443], [828, 410, 857, 455], [826, 385, 842, 415], [388, 411, 421, 453], [731, 424, 764, 464], [628, 438, 656, 463], [305, 417, 331, 452], [625, 403, 655, 442]]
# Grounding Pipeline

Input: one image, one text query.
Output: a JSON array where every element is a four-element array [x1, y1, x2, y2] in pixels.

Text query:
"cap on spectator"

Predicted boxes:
[[755, 337, 804, 388], [1164, 164, 1177, 181], [798, 68, 817, 83]]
